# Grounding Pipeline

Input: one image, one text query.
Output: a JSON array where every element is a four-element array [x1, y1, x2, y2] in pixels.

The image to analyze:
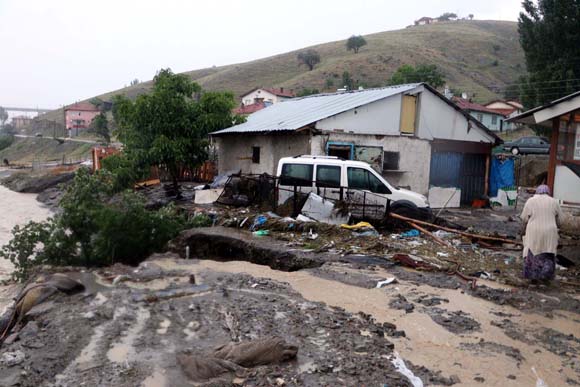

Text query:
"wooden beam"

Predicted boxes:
[[547, 118, 560, 192]]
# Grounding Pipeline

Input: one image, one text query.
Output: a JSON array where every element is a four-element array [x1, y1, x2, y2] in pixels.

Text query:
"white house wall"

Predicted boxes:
[[310, 133, 431, 195], [315, 94, 402, 135], [242, 90, 286, 106], [215, 133, 310, 175], [416, 87, 496, 143], [315, 86, 495, 145], [554, 165, 580, 203]]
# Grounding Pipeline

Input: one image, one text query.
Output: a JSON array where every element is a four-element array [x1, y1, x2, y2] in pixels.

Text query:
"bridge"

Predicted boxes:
[[3, 106, 53, 114]]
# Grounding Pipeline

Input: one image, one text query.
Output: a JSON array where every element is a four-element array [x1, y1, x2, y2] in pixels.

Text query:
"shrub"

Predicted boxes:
[[0, 168, 188, 281], [100, 153, 147, 192]]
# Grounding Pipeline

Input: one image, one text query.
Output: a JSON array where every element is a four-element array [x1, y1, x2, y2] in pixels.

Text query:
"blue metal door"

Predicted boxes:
[[429, 151, 486, 204]]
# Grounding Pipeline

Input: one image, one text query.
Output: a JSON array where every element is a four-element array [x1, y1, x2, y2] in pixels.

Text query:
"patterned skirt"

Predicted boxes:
[[523, 250, 555, 281]]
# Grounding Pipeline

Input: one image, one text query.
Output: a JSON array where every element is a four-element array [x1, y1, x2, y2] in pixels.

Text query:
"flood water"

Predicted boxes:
[[0, 184, 52, 280]]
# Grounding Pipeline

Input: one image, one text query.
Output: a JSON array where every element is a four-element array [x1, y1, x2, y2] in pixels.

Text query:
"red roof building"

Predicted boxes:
[[233, 102, 267, 115], [240, 87, 295, 107]]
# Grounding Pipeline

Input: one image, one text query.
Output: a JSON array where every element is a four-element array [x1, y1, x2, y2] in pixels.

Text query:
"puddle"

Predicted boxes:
[[107, 307, 151, 363]]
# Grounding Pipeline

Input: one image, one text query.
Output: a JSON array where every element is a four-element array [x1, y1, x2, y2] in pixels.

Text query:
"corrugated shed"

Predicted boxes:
[[213, 84, 421, 135]]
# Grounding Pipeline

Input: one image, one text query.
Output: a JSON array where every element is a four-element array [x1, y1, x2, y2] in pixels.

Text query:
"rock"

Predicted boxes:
[[507, 374, 516, 380], [0, 350, 25, 367], [474, 376, 485, 383]]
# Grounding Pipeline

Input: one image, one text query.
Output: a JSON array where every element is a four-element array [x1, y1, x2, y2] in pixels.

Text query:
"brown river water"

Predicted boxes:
[[0, 184, 52, 281]]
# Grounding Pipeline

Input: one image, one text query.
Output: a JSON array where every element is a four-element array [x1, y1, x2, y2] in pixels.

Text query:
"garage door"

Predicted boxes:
[[429, 151, 486, 204]]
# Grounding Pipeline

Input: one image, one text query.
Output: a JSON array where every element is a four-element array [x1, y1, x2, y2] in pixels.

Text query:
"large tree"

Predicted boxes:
[[297, 49, 321, 71], [388, 64, 445, 88], [113, 69, 240, 195], [518, 0, 580, 107], [346, 35, 367, 54]]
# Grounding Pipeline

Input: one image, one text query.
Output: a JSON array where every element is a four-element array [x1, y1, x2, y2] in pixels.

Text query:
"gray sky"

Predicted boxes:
[[0, 0, 522, 109]]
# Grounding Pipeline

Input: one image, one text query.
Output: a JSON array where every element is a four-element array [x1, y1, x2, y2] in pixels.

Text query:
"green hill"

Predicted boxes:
[[41, 20, 524, 124]]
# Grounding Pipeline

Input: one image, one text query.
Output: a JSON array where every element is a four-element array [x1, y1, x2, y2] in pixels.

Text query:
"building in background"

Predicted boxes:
[[64, 102, 100, 137], [414, 17, 438, 25], [453, 97, 517, 132]]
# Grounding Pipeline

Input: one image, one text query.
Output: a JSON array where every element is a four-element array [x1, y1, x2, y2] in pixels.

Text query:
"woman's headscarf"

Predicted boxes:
[[535, 184, 551, 195]]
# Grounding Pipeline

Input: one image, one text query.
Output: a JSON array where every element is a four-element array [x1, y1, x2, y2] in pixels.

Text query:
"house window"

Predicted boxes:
[[327, 142, 353, 159], [280, 163, 313, 186], [491, 115, 498, 125], [316, 165, 341, 188], [400, 94, 417, 135], [383, 151, 400, 171], [252, 146, 260, 163], [476, 113, 483, 122]]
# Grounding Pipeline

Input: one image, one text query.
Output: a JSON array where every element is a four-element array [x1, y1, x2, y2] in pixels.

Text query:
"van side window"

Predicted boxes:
[[347, 167, 390, 194], [316, 165, 341, 188], [280, 163, 313, 186]]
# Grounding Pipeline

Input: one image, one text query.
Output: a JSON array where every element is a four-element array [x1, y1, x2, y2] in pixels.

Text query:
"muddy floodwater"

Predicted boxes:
[[0, 184, 52, 280]]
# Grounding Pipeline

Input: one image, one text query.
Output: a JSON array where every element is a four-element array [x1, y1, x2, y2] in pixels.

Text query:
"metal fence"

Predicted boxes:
[[216, 173, 391, 222]]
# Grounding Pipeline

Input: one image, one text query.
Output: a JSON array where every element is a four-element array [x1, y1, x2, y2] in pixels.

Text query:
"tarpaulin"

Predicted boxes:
[[489, 157, 515, 197]]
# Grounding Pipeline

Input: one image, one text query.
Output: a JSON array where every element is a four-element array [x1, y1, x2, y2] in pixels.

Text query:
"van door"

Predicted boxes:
[[346, 167, 390, 219], [278, 163, 315, 206], [314, 164, 343, 201]]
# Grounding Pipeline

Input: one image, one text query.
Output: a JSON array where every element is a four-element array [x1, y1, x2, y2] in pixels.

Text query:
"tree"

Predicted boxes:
[[130, 78, 139, 86], [388, 64, 445, 88], [0, 106, 8, 127], [297, 49, 321, 71], [438, 12, 458, 21], [468, 14, 474, 20], [113, 68, 240, 195], [90, 113, 110, 143], [346, 35, 367, 54], [342, 71, 356, 90], [296, 88, 320, 97], [518, 0, 580, 108]]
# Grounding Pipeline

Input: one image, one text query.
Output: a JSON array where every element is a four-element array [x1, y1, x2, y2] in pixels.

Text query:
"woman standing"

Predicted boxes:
[[520, 184, 564, 283]]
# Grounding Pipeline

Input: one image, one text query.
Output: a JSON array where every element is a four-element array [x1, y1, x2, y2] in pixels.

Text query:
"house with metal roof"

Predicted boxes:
[[212, 83, 502, 205]]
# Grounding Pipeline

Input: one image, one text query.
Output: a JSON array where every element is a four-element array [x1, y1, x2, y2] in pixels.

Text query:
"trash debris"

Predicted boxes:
[[250, 215, 268, 231], [391, 351, 424, 387], [300, 193, 349, 225], [213, 336, 298, 367], [307, 229, 318, 240], [400, 229, 420, 238], [341, 222, 379, 237], [252, 230, 269, 237], [376, 278, 398, 288], [296, 214, 315, 222], [436, 252, 449, 257], [392, 254, 438, 270], [0, 350, 25, 367], [194, 188, 224, 204], [177, 354, 241, 382]]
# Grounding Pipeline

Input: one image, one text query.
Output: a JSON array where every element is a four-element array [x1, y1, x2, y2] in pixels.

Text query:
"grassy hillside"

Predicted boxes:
[[40, 20, 524, 124], [0, 137, 92, 165]]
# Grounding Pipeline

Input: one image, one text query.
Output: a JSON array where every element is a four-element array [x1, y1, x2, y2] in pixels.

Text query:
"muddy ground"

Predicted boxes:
[[0, 227, 579, 386]]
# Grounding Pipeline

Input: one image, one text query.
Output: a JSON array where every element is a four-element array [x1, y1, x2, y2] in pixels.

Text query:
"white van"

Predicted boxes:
[[276, 155, 431, 220]]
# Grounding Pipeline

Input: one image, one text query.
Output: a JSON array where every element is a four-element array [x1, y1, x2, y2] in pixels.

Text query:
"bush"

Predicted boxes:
[[0, 134, 14, 151], [100, 153, 147, 192], [0, 168, 188, 281]]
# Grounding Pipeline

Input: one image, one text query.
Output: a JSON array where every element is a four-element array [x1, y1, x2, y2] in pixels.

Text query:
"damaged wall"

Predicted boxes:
[[214, 132, 310, 175], [310, 133, 431, 194]]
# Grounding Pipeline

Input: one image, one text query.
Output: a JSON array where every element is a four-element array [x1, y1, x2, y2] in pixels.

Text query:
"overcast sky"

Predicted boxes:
[[0, 0, 522, 109]]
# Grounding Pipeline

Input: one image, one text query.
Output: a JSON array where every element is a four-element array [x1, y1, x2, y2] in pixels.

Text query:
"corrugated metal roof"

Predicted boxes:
[[213, 83, 421, 135]]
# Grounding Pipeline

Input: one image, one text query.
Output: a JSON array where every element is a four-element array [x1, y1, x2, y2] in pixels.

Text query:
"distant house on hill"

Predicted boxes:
[[484, 100, 523, 117], [234, 101, 269, 116], [212, 83, 501, 205], [241, 88, 295, 106], [64, 102, 100, 137], [414, 17, 438, 26], [453, 97, 517, 132]]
